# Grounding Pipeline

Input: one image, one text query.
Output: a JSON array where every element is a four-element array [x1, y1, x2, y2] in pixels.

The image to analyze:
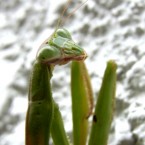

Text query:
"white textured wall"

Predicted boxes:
[[0, 0, 145, 145]]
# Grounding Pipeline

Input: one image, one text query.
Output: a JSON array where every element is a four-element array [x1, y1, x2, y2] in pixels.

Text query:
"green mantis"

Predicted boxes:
[[25, 27, 87, 145], [25, 1, 117, 145], [25, 1, 89, 145]]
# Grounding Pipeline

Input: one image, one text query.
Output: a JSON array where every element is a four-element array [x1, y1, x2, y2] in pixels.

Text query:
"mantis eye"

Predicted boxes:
[[56, 28, 72, 39]]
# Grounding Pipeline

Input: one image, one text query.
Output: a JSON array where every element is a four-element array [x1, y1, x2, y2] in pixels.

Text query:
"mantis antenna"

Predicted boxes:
[[55, 0, 72, 32], [36, 0, 88, 58], [60, 0, 88, 27], [55, 0, 88, 31]]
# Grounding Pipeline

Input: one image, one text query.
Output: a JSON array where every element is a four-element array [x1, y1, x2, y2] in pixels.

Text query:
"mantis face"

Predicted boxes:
[[37, 28, 87, 65]]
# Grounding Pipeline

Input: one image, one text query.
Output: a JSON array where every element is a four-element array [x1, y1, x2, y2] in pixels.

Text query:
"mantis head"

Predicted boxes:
[[37, 28, 87, 65]]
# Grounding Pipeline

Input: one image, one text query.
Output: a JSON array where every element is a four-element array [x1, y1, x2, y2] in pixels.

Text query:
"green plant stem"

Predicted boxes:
[[88, 60, 117, 145]]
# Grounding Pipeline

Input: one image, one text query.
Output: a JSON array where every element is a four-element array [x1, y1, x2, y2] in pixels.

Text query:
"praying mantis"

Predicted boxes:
[[25, 28, 87, 145], [25, 1, 117, 145], [25, 1, 88, 145]]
